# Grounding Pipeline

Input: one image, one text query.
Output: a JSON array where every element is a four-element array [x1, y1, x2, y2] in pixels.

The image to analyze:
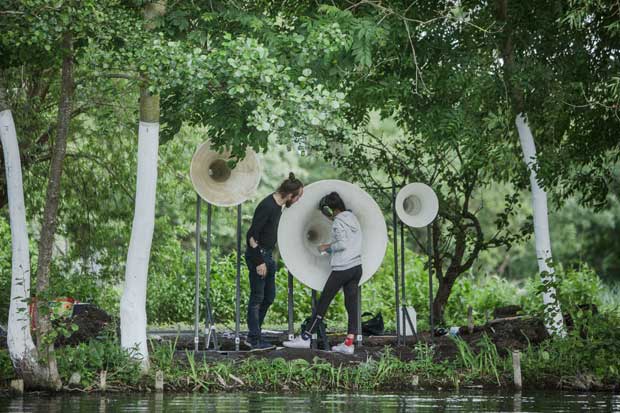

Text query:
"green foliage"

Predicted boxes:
[[522, 310, 620, 385], [360, 242, 430, 330], [149, 336, 178, 375], [521, 264, 607, 317], [453, 334, 509, 385], [0, 219, 11, 323], [444, 274, 520, 326], [56, 332, 142, 387], [159, 349, 430, 392], [0, 349, 15, 382]]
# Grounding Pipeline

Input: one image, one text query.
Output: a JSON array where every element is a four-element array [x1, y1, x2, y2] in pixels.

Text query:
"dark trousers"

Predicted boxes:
[[305, 265, 362, 336], [245, 250, 276, 342]]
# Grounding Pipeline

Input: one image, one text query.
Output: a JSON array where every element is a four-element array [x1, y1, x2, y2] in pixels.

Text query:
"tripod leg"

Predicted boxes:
[[194, 195, 201, 351], [356, 286, 362, 347], [204, 203, 219, 350], [311, 290, 318, 350], [288, 271, 294, 340], [403, 307, 418, 342], [400, 221, 407, 345], [392, 184, 401, 346], [208, 301, 218, 350], [235, 204, 241, 352], [428, 225, 434, 344]]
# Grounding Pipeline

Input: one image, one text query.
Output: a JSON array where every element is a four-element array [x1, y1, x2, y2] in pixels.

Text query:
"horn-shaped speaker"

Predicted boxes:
[[395, 183, 439, 228], [278, 180, 388, 291], [190, 140, 261, 207]]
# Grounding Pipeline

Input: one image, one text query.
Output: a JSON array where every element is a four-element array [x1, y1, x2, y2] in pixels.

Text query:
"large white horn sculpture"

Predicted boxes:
[[190, 140, 261, 207], [278, 180, 388, 291], [395, 183, 439, 228]]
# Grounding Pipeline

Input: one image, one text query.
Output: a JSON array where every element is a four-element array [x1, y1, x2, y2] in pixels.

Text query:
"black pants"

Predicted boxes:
[[245, 250, 277, 343], [305, 265, 362, 336]]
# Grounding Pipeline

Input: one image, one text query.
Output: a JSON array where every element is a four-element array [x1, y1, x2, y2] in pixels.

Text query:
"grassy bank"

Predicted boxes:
[[2, 266, 618, 393], [2, 315, 619, 393]]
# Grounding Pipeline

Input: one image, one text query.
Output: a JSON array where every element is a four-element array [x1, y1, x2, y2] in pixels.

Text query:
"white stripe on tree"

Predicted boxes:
[[516, 113, 566, 337], [120, 121, 159, 370], [0, 109, 38, 368]]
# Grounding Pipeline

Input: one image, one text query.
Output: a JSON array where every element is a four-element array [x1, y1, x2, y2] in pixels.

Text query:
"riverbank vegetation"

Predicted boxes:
[[3, 327, 619, 393], [2, 273, 618, 392]]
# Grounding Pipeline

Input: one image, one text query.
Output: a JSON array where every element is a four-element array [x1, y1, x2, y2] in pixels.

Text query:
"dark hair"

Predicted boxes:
[[276, 172, 303, 196], [319, 192, 346, 218]]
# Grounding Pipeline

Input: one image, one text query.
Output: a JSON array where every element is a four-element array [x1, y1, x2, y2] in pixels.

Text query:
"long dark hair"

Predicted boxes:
[[277, 172, 304, 196]]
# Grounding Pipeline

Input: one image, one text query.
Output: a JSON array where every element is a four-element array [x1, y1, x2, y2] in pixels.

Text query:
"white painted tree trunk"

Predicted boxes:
[[120, 121, 159, 370], [0, 109, 39, 372], [515, 113, 566, 337]]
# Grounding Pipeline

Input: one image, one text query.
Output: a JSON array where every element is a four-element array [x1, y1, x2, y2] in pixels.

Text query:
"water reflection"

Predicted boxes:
[[1, 390, 618, 412]]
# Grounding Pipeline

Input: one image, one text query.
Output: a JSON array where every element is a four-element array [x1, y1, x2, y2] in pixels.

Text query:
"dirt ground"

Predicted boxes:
[[165, 316, 549, 367], [1, 308, 548, 368]]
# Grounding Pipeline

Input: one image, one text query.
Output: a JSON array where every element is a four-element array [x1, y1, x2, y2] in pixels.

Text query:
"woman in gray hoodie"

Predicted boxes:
[[283, 192, 362, 354]]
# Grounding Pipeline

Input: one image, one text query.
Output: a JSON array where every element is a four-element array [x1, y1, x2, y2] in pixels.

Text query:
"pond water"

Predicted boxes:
[[1, 390, 618, 412]]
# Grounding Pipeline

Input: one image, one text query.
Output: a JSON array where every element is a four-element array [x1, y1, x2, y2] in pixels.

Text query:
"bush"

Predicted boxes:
[[55, 331, 142, 387], [0, 349, 15, 382], [522, 310, 620, 385], [0, 220, 10, 325], [444, 274, 521, 326], [521, 264, 606, 317]]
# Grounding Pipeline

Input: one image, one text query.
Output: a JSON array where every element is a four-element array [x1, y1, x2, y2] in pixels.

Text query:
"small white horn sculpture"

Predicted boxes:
[[395, 183, 439, 228], [190, 140, 261, 207]]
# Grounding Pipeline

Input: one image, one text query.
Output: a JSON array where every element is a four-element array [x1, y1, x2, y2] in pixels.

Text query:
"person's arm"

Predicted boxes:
[[246, 201, 271, 266], [330, 221, 347, 252]]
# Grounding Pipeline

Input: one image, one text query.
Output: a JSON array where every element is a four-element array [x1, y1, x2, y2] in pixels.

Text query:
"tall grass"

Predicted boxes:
[[453, 334, 509, 385]]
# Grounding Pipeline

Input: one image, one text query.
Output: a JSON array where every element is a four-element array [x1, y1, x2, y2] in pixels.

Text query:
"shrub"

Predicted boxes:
[[0, 349, 15, 382], [521, 264, 606, 317], [55, 330, 142, 387]]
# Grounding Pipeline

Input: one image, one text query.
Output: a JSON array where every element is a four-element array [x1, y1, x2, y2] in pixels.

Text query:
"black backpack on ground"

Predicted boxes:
[[361, 311, 385, 336]]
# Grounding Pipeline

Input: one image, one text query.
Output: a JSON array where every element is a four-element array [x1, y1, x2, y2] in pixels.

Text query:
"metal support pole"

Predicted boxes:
[[204, 203, 218, 350], [194, 195, 201, 351], [311, 290, 318, 350], [287, 271, 295, 340], [392, 184, 401, 345], [427, 224, 434, 344], [400, 221, 406, 344], [356, 286, 362, 347], [235, 204, 242, 351]]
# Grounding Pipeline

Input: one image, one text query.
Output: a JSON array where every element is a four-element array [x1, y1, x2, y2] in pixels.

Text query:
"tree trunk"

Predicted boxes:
[[120, 1, 165, 371], [0, 83, 46, 387], [515, 114, 566, 336], [432, 269, 460, 325], [33, 32, 74, 390], [119, 102, 159, 371]]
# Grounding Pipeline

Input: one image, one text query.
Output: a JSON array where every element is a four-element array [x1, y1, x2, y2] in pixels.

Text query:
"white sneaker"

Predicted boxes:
[[331, 342, 354, 355], [283, 335, 311, 349]]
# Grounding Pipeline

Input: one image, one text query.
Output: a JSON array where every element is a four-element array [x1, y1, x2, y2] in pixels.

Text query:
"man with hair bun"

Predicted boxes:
[[244, 173, 304, 350]]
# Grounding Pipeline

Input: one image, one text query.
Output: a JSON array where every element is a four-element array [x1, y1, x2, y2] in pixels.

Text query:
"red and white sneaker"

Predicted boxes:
[[331, 342, 354, 355]]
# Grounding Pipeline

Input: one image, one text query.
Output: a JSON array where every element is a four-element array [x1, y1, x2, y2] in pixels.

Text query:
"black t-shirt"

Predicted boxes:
[[246, 193, 282, 266]]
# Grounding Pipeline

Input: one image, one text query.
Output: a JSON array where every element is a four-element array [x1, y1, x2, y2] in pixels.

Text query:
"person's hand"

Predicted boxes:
[[257, 263, 267, 278], [318, 243, 331, 252], [249, 237, 258, 248]]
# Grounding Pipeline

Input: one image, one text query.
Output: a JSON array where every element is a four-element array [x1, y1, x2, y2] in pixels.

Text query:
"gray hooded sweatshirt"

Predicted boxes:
[[329, 210, 363, 271]]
